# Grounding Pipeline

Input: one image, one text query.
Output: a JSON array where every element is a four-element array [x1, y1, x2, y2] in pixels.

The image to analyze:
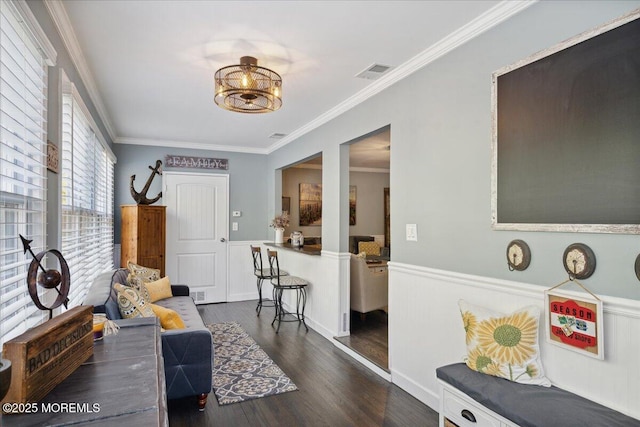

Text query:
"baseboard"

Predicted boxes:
[[392, 367, 440, 413], [332, 339, 391, 381], [227, 292, 258, 302]]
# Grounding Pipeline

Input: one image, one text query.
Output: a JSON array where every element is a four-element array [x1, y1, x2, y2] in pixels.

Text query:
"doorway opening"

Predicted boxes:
[[335, 126, 390, 371]]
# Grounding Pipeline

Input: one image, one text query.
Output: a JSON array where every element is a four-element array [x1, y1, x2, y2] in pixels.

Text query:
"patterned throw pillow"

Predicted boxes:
[[127, 261, 160, 281], [458, 299, 551, 386], [126, 273, 152, 303], [114, 283, 155, 319], [358, 241, 381, 256]]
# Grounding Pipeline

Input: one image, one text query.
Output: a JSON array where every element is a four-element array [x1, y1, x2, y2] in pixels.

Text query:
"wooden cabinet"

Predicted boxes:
[[439, 382, 516, 427], [120, 205, 166, 276]]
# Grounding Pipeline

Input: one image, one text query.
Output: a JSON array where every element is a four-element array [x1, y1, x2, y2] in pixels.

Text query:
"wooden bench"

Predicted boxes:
[[437, 363, 639, 427]]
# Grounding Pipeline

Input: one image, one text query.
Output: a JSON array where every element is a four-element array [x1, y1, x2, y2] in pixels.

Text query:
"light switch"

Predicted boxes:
[[232, 222, 238, 231], [406, 224, 417, 241]]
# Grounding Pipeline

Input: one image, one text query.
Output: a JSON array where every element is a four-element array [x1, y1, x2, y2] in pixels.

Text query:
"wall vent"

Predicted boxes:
[[190, 291, 206, 303], [355, 63, 393, 80]]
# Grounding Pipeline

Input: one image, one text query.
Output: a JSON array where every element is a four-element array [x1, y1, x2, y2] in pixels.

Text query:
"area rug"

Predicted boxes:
[[208, 321, 298, 405]]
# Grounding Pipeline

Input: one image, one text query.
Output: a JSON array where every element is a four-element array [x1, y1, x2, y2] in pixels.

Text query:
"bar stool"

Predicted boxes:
[[251, 246, 287, 316], [267, 250, 309, 333]]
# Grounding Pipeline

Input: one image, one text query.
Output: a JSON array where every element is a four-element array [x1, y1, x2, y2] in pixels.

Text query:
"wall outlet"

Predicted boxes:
[[232, 211, 241, 217], [232, 222, 238, 231], [406, 224, 418, 241]]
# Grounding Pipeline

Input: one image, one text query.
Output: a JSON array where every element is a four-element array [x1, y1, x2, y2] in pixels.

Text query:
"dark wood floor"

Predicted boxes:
[[335, 310, 389, 371], [168, 300, 438, 427]]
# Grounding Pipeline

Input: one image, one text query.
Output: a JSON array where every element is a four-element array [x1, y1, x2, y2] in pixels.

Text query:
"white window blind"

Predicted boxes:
[[61, 76, 115, 309], [0, 0, 53, 347]]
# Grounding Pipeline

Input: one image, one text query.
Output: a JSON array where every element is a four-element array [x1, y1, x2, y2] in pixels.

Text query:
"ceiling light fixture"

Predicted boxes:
[[214, 56, 282, 113]]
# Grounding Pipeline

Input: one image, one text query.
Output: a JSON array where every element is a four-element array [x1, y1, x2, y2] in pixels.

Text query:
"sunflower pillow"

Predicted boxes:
[[458, 300, 551, 386]]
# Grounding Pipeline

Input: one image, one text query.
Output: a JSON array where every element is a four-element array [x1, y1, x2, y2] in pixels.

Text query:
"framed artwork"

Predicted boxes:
[[282, 196, 290, 215], [47, 140, 59, 173], [349, 186, 356, 226], [544, 289, 604, 359], [299, 183, 322, 226]]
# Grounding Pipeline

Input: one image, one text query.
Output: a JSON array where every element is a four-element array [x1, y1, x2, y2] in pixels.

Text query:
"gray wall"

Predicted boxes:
[[112, 144, 268, 243], [266, 1, 640, 300]]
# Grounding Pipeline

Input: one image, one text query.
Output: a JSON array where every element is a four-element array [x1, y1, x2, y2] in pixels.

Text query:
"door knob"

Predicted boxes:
[[220, 238, 226, 242]]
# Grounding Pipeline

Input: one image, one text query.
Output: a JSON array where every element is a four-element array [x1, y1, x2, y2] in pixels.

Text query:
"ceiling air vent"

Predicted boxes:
[[269, 133, 287, 139], [355, 63, 393, 80]]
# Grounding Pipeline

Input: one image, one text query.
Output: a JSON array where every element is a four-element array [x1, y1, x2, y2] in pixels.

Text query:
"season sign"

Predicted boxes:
[[548, 297, 598, 354]]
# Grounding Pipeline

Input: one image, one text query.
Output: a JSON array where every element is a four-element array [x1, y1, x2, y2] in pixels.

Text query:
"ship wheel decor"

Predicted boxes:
[[20, 235, 70, 319]]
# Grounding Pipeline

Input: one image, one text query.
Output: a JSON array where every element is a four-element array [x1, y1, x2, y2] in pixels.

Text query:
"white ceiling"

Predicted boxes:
[[54, 0, 529, 159]]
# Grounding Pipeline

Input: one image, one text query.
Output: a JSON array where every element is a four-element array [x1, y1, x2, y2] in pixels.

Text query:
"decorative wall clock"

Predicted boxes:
[[563, 243, 596, 279], [506, 239, 531, 271]]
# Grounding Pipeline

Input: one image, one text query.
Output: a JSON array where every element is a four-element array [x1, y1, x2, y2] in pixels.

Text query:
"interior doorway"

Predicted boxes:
[[335, 126, 390, 371]]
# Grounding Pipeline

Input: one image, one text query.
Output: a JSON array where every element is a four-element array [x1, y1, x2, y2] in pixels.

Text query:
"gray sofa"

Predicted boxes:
[[84, 268, 213, 410]]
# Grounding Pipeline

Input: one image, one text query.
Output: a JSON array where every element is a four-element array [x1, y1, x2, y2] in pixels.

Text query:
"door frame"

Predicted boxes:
[[162, 171, 230, 302]]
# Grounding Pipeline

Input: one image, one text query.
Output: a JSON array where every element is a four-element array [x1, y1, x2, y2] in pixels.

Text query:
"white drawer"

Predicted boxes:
[[443, 389, 502, 427]]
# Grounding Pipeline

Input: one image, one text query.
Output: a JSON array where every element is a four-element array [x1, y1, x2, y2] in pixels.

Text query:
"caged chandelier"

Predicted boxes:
[[214, 56, 282, 113]]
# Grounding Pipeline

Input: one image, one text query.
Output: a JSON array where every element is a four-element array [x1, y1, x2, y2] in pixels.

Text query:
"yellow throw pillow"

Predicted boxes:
[[458, 299, 550, 387], [114, 283, 155, 319], [145, 276, 173, 302], [150, 304, 185, 330]]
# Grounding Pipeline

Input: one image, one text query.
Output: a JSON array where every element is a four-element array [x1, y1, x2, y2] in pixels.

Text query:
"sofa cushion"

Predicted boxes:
[[154, 296, 206, 330], [151, 304, 185, 330]]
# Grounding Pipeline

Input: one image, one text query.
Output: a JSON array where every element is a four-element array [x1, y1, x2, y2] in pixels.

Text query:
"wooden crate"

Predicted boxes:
[[1, 306, 94, 407]]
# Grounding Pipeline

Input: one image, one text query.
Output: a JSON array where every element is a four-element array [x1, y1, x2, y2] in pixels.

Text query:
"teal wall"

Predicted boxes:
[[266, 1, 640, 300]]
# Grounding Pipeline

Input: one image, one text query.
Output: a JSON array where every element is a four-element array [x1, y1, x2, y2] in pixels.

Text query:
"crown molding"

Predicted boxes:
[[44, 0, 117, 142], [115, 137, 269, 155], [267, 0, 537, 154]]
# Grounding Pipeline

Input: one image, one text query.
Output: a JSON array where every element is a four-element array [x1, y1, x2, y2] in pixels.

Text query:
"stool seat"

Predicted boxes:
[[271, 275, 307, 287], [255, 267, 288, 279]]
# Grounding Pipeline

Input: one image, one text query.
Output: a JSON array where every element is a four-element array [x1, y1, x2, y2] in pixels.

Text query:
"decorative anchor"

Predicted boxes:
[[130, 160, 163, 205]]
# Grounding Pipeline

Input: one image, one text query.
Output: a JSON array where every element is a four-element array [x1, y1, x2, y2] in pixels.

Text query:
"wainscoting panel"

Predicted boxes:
[[227, 241, 264, 302], [388, 262, 640, 419]]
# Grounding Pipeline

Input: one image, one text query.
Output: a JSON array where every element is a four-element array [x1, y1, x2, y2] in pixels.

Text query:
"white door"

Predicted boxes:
[[163, 172, 228, 303]]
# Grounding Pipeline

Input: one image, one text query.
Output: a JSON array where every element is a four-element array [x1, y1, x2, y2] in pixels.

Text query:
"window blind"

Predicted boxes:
[[61, 77, 115, 309], [0, 0, 51, 346]]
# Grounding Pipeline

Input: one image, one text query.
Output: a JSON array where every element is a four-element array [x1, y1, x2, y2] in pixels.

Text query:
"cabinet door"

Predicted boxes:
[[442, 389, 502, 427]]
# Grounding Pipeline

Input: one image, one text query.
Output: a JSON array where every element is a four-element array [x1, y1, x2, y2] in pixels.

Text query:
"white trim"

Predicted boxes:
[[393, 368, 440, 413], [44, 0, 117, 142], [332, 339, 392, 382], [115, 136, 268, 155], [267, 0, 537, 154], [388, 262, 640, 319]]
